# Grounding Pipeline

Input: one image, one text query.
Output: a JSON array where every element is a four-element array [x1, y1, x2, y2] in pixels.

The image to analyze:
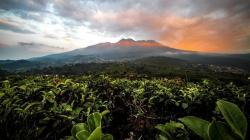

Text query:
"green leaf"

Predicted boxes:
[[102, 134, 113, 140], [181, 103, 188, 109], [37, 126, 47, 136], [19, 85, 27, 90], [0, 92, 4, 99], [76, 130, 90, 140], [87, 127, 102, 140], [101, 110, 110, 116], [156, 121, 184, 133], [156, 134, 169, 140], [64, 104, 73, 112], [208, 121, 237, 140], [179, 116, 210, 140], [155, 124, 172, 140], [24, 102, 40, 111], [156, 124, 169, 135], [66, 136, 76, 140], [87, 112, 102, 132], [71, 123, 89, 138], [216, 100, 247, 139]]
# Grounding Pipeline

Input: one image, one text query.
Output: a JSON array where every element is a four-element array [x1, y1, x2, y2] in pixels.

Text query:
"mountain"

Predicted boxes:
[[1, 39, 187, 72], [30, 38, 186, 63], [68, 38, 181, 55], [0, 38, 250, 73]]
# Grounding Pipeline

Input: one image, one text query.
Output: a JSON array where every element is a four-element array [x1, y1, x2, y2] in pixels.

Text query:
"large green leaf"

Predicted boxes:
[[87, 112, 102, 132], [102, 134, 113, 140], [208, 121, 237, 140], [76, 130, 90, 140], [87, 127, 102, 140], [216, 100, 247, 139], [179, 116, 210, 140], [71, 123, 89, 138]]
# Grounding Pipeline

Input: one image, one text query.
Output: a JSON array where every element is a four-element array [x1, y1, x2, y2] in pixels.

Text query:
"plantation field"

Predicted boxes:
[[0, 75, 249, 140]]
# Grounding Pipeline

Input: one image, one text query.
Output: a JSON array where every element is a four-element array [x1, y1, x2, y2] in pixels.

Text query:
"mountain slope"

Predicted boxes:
[[68, 39, 180, 55], [31, 38, 186, 62], [0, 39, 250, 73]]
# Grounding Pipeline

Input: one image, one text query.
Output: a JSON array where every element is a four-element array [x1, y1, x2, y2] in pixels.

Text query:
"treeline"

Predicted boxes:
[[22, 62, 249, 85]]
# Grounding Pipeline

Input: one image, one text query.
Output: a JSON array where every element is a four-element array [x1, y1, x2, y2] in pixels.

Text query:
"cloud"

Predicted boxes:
[[17, 42, 66, 53], [0, 0, 50, 12], [0, 0, 250, 55], [77, 0, 250, 53], [0, 0, 52, 23], [0, 19, 35, 34], [0, 42, 67, 60]]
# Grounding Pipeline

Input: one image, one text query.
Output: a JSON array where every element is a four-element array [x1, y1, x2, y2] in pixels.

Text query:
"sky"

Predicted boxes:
[[0, 0, 250, 59]]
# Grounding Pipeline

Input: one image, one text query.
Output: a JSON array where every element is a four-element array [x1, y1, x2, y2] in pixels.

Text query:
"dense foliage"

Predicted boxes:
[[68, 112, 113, 140], [156, 100, 247, 140], [0, 75, 249, 139]]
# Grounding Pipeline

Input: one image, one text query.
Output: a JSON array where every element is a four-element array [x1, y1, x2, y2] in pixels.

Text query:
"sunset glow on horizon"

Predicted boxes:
[[0, 0, 250, 59]]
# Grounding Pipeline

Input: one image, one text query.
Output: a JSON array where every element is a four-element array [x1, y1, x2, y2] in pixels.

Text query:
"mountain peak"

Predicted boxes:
[[118, 38, 135, 42], [139, 40, 156, 43], [116, 38, 163, 47]]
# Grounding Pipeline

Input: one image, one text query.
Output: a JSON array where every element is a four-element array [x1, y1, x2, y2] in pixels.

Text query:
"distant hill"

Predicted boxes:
[[0, 60, 44, 72], [25, 56, 248, 83], [171, 54, 250, 71], [25, 56, 191, 76]]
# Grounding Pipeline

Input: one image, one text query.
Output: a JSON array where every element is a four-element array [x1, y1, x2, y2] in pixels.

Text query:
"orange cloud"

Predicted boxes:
[[157, 15, 250, 53], [91, 8, 250, 53]]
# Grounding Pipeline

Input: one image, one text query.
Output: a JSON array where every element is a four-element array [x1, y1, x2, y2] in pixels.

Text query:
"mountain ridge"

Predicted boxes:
[[0, 39, 250, 73], [64, 38, 184, 58]]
